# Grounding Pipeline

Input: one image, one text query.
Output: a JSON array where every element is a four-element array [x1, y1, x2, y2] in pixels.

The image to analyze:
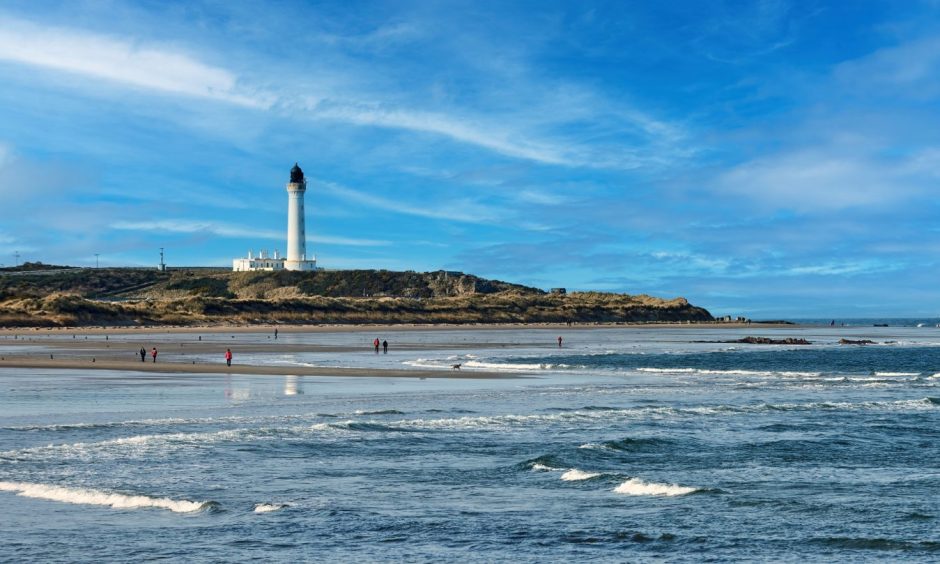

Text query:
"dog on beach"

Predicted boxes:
[[451, 363, 461, 370]]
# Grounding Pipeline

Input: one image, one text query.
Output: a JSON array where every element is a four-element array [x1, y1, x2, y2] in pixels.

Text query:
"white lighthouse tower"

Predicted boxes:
[[284, 162, 317, 271], [232, 163, 318, 272]]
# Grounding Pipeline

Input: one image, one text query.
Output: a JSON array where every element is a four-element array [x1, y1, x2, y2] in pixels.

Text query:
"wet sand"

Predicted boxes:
[[0, 326, 534, 379], [0, 356, 510, 379]]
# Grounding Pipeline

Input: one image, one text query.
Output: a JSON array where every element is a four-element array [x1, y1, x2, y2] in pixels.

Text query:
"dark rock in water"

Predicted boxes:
[[734, 336, 812, 345], [693, 336, 813, 345], [839, 338, 876, 345]]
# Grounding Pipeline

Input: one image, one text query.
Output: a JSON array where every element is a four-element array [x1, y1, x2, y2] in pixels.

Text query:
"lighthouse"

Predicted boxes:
[[232, 163, 318, 272], [285, 163, 317, 271]]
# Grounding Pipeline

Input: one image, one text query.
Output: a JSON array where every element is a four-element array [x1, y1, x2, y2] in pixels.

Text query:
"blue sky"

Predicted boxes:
[[1, 1, 939, 318]]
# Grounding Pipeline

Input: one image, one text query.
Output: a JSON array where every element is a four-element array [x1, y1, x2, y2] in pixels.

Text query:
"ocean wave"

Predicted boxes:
[[531, 463, 558, 472], [330, 421, 414, 433], [578, 442, 606, 450], [613, 478, 698, 497], [873, 372, 921, 377], [561, 469, 601, 481], [0, 481, 211, 513], [403, 358, 571, 372], [6, 399, 935, 463], [354, 410, 406, 416], [636, 367, 822, 378], [254, 502, 289, 513], [1, 415, 257, 433]]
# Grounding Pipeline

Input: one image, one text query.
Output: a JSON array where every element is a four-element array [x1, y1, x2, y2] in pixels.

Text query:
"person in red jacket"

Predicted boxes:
[[151, 347, 158, 362], [373, 338, 380, 353], [225, 348, 232, 367]]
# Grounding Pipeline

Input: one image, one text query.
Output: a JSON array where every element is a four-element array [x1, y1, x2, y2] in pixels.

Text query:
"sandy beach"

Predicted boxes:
[[0, 356, 513, 378], [0, 325, 550, 379], [0, 322, 797, 379]]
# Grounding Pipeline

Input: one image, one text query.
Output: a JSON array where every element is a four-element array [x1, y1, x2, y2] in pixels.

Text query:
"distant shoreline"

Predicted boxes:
[[0, 321, 797, 336]]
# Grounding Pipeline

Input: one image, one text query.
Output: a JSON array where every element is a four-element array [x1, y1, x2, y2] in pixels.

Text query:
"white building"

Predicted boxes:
[[233, 163, 318, 272], [232, 249, 285, 272]]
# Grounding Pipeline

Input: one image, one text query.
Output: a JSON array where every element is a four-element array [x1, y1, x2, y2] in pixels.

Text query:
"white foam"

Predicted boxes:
[[613, 478, 698, 497], [874, 372, 920, 377], [531, 463, 557, 472], [463, 360, 568, 371], [561, 469, 600, 481], [637, 367, 821, 378], [578, 442, 605, 450], [0, 481, 208, 513], [403, 358, 569, 372], [254, 503, 289, 513]]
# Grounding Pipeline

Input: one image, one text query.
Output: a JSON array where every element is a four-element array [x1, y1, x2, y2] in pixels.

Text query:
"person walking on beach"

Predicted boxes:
[[225, 348, 232, 367], [151, 347, 158, 363], [557, 336, 563, 348], [139, 347, 146, 362], [374, 338, 380, 353], [382, 340, 388, 354], [274, 328, 278, 340]]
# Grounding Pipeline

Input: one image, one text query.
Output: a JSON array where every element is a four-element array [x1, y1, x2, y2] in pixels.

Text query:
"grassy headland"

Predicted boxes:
[[0, 265, 712, 327]]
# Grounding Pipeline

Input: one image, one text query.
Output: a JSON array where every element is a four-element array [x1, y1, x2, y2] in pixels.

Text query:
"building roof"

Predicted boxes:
[[290, 162, 304, 183]]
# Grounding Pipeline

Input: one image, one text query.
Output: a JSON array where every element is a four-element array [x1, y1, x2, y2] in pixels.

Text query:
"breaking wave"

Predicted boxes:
[[254, 503, 289, 513], [613, 478, 699, 497], [531, 463, 557, 472], [0, 481, 211, 513], [561, 469, 601, 481], [636, 367, 822, 378]]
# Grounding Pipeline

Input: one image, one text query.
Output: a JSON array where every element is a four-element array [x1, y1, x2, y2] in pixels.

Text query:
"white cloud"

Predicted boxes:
[[0, 17, 268, 107], [835, 36, 940, 98], [783, 261, 890, 276], [311, 235, 390, 247], [112, 220, 280, 239], [515, 189, 568, 206], [314, 103, 576, 167], [714, 149, 933, 212], [0, 17, 690, 170], [317, 180, 502, 224]]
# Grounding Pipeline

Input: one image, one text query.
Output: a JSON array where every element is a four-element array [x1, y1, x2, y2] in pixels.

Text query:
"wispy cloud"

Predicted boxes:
[[835, 35, 940, 99], [312, 103, 579, 167], [317, 180, 502, 224], [111, 220, 388, 246], [713, 148, 933, 212], [0, 16, 268, 107], [112, 220, 280, 239], [0, 14, 694, 171]]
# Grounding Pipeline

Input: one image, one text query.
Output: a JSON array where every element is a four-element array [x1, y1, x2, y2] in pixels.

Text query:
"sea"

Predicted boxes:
[[1, 323, 939, 562]]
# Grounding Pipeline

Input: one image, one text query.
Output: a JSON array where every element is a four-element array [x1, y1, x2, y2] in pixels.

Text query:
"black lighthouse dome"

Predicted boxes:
[[289, 162, 304, 183]]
